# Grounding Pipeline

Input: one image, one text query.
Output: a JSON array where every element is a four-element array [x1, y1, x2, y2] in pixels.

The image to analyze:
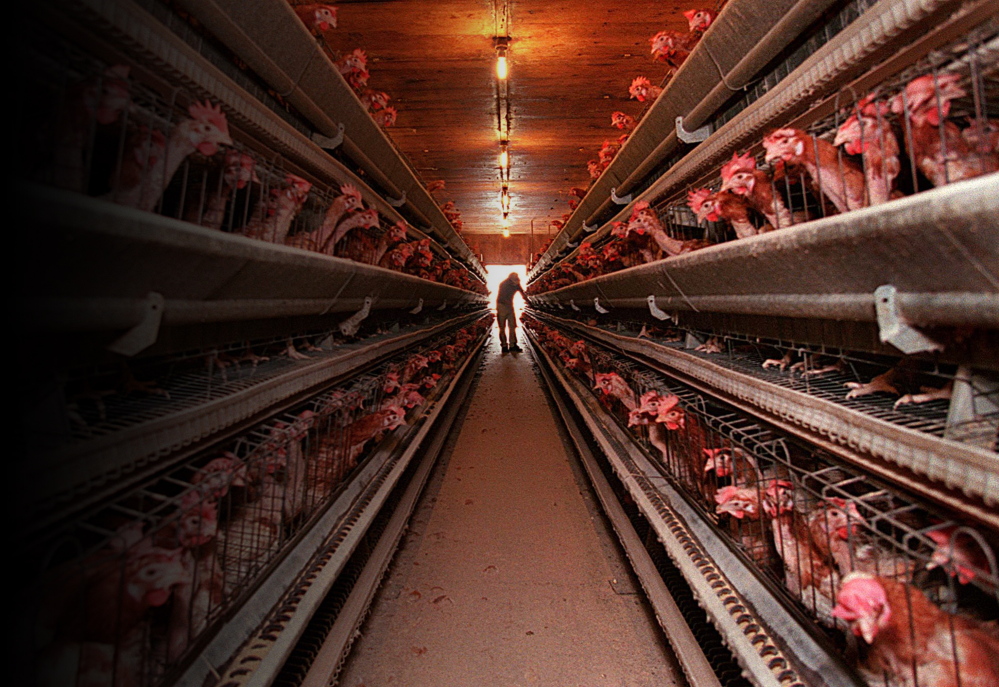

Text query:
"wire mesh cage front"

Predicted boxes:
[[525, 315, 999, 687], [21, 19, 484, 291], [23, 316, 492, 687], [529, 16, 999, 295]]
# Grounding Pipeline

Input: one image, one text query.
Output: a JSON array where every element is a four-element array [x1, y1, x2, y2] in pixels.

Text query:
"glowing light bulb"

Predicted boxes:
[[496, 54, 508, 80], [502, 228, 511, 238], [499, 148, 509, 169]]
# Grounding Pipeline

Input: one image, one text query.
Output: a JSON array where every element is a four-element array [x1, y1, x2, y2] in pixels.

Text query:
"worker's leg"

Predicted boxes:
[[508, 312, 522, 351], [497, 306, 511, 348]]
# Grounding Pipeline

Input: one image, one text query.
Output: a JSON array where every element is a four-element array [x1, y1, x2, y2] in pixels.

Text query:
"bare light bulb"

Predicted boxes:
[[502, 228, 511, 238], [499, 148, 509, 169], [496, 54, 508, 80]]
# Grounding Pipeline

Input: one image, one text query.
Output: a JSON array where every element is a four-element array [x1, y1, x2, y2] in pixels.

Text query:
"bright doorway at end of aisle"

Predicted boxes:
[[485, 264, 528, 319]]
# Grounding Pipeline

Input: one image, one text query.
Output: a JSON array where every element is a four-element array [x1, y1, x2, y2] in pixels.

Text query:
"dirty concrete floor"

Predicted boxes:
[[336, 335, 683, 687]]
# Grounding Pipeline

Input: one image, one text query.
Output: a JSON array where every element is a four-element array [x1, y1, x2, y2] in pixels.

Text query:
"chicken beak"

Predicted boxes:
[[857, 615, 878, 644], [716, 502, 743, 518]]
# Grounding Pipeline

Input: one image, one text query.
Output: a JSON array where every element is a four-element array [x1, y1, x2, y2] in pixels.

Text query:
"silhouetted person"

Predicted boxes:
[[496, 272, 525, 353]]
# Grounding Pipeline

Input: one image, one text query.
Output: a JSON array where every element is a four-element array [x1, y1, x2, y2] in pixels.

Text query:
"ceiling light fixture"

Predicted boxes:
[[495, 42, 509, 80], [502, 228, 511, 238], [499, 144, 509, 170]]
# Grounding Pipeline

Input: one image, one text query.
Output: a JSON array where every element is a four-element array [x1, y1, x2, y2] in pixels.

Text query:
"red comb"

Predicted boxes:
[[687, 187, 713, 211], [720, 151, 756, 181], [188, 100, 230, 137]]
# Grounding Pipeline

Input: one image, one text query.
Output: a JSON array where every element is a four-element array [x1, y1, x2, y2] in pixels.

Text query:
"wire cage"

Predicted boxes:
[[23, 315, 492, 687], [533, 309, 999, 455], [525, 316, 999, 687], [21, 20, 483, 289], [529, 15, 999, 295]]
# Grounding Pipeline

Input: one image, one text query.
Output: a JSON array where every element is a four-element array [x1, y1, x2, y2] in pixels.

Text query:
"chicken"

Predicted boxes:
[[687, 188, 758, 240], [285, 183, 364, 253], [714, 485, 772, 568], [402, 238, 435, 276], [107, 100, 233, 212], [649, 30, 697, 71], [344, 406, 407, 467], [293, 4, 338, 36], [926, 526, 996, 593], [891, 74, 998, 187], [598, 137, 625, 165], [38, 530, 187, 652], [336, 48, 369, 91], [611, 111, 636, 131], [844, 367, 902, 400], [243, 173, 312, 244], [694, 336, 723, 354], [189, 150, 259, 230], [361, 89, 391, 112], [593, 372, 638, 413], [192, 452, 248, 500], [763, 128, 866, 214], [719, 152, 792, 229], [627, 390, 673, 460], [52, 64, 131, 192], [703, 447, 761, 488], [167, 544, 224, 662], [962, 117, 999, 155], [807, 498, 912, 578], [832, 572, 999, 687], [372, 106, 397, 127], [328, 208, 381, 255], [629, 76, 662, 103], [609, 220, 661, 265], [683, 8, 717, 33], [832, 95, 901, 205], [657, 396, 715, 497], [384, 383, 425, 410], [762, 481, 837, 618], [379, 241, 414, 271], [790, 353, 844, 378], [401, 353, 430, 384], [895, 380, 953, 409]]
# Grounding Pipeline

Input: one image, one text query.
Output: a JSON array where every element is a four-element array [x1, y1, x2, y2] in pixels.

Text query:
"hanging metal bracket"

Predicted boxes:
[[339, 296, 373, 337], [311, 122, 345, 150], [944, 366, 999, 450], [107, 292, 165, 357], [565, 241, 579, 249], [594, 297, 610, 314], [570, 299, 581, 312], [610, 187, 632, 205], [874, 285, 943, 354], [582, 221, 598, 233], [437, 299, 448, 311], [387, 189, 407, 207], [409, 298, 424, 315], [676, 116, 711, 144], [647, 295, 675, 322]]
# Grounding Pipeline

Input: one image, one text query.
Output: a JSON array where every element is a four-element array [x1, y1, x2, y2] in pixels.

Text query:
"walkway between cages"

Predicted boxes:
[[337, 334, 681, 687]]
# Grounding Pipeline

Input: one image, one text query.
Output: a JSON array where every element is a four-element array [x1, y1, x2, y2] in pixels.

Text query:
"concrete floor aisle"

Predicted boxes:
[[336, 337, 682, 687]]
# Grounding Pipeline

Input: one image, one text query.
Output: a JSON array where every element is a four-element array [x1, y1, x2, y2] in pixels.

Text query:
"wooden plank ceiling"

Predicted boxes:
[[324, 0, 693, 245]]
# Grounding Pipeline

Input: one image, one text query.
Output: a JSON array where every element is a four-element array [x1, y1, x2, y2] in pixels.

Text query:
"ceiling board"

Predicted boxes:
[[316, 0, 688, 237]]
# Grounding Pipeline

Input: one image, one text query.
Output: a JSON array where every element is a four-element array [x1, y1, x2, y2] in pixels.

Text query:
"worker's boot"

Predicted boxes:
[[509, 343, 522, 353]]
